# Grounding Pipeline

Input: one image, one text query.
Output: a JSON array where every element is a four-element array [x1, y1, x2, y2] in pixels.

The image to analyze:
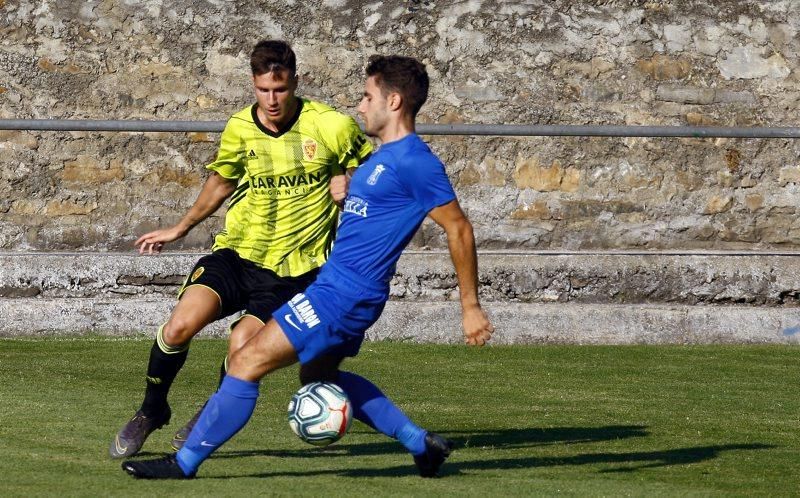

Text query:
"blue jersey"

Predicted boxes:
[[327, 133, 456, 285]]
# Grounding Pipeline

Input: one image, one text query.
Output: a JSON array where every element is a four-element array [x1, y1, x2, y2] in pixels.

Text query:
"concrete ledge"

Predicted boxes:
[[2, 251, 799, 305], [2, 298, 799, 345], [2, 251, 799, 343]]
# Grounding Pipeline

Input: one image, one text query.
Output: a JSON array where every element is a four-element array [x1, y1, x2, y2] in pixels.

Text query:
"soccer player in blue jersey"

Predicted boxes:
[[121, 54, 494, 480]]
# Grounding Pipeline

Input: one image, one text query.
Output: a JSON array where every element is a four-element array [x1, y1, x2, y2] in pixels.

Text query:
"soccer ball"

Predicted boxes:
[[287, 382, 352, 446]]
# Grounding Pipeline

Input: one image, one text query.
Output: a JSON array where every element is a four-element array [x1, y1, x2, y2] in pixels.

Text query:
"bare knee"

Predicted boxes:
[[228, 345, 279, 382], [228, 317, 263, 356], [227, 321, 299, 382], [161, 316, 200, 347]]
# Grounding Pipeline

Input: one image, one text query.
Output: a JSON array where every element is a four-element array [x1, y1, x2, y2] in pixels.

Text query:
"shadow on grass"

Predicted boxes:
[[211, 425, 649, 460], [206, 441, 774, 479], [194, 425, 773, 479], [449, 442, 776, 475]]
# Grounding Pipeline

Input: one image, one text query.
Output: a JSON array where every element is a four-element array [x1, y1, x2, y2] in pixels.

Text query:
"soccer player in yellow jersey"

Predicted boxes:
[[109, 40, 372, 458]]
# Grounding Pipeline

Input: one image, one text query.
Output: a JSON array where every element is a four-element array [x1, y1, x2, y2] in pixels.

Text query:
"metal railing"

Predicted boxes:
[[1, 119, 800, 138]]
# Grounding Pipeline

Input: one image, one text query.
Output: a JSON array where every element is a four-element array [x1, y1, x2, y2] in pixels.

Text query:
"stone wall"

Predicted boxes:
[[1, 0, 800, 251]]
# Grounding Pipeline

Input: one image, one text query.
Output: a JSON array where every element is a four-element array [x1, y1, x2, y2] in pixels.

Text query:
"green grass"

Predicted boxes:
[[0, 339, 798, 496]]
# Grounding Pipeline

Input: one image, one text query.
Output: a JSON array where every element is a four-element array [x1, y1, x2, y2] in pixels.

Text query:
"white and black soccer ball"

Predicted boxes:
[[287, 381, 352, 446]]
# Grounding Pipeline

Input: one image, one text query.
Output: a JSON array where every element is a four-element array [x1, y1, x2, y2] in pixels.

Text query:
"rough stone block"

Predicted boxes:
[[511, 200, 551, 220], [704, 195, 733, 214], [713, 90, 757, 104], [458, 157, 506, 187], [635, 55, 692, 80], [0, 130, 39, 150], [62, 156, 125, 184], [718, 45, 791, 79], [514, 158, 579, 192], [45, 200, 97, 216], [685, 112, 718, 126], [778, 166, 800, 186], [188, 132, 215, 143], [663, 24, 692, 52], [657, 86, 758, 106]]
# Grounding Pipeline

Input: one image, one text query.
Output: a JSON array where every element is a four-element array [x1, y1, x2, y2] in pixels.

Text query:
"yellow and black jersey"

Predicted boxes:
[[207, 98, 372, 277]]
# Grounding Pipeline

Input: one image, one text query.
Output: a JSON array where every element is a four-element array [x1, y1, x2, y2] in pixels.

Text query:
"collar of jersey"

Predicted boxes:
[[250, 97, 304, 138], [377, 132, 417, 151]]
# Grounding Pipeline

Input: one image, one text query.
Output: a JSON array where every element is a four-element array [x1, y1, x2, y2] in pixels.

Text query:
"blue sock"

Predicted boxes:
[[337, 371, 427, 455], [175, 375, 260, 475]]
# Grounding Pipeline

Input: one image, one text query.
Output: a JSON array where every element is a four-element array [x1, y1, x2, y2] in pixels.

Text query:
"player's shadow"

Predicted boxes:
[[303, 442, 774, 479], [203, 425, 774, 479], [212, 425, 649, 460]]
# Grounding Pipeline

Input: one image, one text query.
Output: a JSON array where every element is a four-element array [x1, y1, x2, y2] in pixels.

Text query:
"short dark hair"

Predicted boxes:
[[365, 55, 429, 117], [250, 40, 296, 76]]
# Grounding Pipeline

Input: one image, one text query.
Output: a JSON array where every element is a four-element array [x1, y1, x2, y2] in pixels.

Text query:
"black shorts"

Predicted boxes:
[[179, 248, 319, 325]]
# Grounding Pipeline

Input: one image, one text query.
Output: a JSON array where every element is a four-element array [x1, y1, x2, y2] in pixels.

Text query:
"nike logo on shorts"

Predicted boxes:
[[284, 314, 302, 331]]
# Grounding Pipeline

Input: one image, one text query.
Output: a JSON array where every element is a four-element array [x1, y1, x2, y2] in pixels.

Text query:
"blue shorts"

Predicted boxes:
[[273, 264, 389, 364]]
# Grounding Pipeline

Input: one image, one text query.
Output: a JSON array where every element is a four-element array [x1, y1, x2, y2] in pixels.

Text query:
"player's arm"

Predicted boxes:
[[328, 114, 373, 207], [135, 172, 237, 254], [328, 167, 362, 207], [427, 199, 494, 346], [329, 172, 351, 207]]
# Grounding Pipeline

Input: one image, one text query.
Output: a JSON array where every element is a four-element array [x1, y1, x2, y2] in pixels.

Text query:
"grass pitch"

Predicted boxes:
[[0, 338, 797, 496]]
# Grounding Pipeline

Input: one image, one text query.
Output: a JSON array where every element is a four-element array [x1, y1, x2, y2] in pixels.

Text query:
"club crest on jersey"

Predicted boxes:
[[303, 139, 317, 161], [191, 267, 205, 282], [367, 164, 385, 185]]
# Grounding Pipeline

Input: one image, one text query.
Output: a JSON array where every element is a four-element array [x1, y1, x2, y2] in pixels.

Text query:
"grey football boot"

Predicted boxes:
[[109, 406, 171, 458], [170, 403, 205, 450]]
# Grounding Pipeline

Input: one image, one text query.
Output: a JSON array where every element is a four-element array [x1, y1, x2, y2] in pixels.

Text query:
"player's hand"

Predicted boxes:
[[329, 174, 350, 204], [462, 304, 494, 346], [134, 226, 187, 255]]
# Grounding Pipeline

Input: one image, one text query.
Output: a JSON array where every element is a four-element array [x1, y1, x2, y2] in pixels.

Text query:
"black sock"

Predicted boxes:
[[140, 339, 189, 416]]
